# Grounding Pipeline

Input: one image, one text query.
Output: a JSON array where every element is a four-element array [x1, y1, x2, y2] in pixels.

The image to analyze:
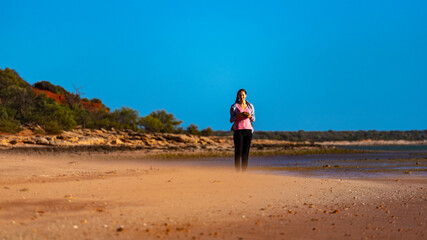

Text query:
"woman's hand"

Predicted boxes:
[[237, 112, 251, 120], [236, 113, 244, 120]]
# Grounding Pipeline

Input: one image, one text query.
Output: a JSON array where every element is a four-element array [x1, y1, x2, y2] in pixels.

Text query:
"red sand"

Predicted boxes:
[[0, 152, 425, 239]]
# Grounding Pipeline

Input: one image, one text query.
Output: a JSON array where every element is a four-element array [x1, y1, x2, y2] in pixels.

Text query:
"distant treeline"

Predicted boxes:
[[213, 130, 427, 142]]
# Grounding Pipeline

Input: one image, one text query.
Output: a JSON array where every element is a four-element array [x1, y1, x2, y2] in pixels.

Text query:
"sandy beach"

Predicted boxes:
[[0, 152, 426, 240]]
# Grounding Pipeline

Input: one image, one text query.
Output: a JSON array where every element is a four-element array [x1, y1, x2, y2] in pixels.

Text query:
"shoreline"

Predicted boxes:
[[0, 145, 365, 159], [317, 139, 427, 146], [1, 128, 426, 158]]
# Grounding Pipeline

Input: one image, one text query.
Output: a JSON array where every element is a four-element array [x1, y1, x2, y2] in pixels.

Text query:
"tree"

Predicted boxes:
[[110, 106, 139, 130], [186, 124, 200, 135], [1, 85, 35, 122], [139, 110, 183, 133], [138, 115, 163, 132], [65, 92, 81, 106], [31, 95, 76, 133], [201, 127, 213, 136], [71, 105, 92, 129], [0, 106, 21, 133]]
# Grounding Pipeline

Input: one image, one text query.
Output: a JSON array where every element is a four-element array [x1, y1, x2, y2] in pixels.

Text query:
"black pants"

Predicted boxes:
[[233, 129, 253, 171]]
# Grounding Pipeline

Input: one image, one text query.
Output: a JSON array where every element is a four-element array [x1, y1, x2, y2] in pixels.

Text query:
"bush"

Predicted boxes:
[[33, 81, 67, 94], [91, 98, 102, 104], [34, 128, 45, 135], [44, 121, 63, 134], [1, 85, 35, 122], [138, 115, 163, 132], [31, 95, 76, 131], [0, 106, 21, 133], [0, 119, 22, 133], [71, 105, 92, 129], [64, 92, 81, 106], [110, 107, 139, 130], [0, 106, 15, 120], [201, 127, 214, 136], [0, 68, 31, 88], [139, 110, 183, 133], [186, 124, 200, 135]]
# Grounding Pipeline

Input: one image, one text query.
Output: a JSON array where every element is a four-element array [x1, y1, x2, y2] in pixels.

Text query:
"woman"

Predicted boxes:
[[230, 89, 255, 172]]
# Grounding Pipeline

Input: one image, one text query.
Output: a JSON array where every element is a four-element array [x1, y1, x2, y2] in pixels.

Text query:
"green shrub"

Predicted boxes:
[[0, 106, 15, 120], [31, 95, 76, 131], [34, 128, 45, 135], [44, 121, 62, 134], [33, 81, 67, 94], [91, 98, 102, 104], [71, 106, 92, 129], [139, 110, 183, 133], [0, 106, 22, 133], [139, 115, 163, 132], [201, 127, 214, 136], [110, 107, 139, 130], [0, 119, 22, 133], [186, 124, 200, 135], [0, 68, 31, 88], [1, 85, 35, 122]]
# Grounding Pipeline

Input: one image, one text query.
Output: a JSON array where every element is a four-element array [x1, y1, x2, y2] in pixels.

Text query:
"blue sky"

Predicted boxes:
[[1, 0, 426, 131]]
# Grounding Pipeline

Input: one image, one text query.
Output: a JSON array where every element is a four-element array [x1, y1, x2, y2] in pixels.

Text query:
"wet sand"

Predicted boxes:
[[0, 153, 426, 239]]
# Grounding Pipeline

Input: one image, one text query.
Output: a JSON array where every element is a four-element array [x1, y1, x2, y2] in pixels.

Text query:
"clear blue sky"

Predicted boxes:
[[1, 0, 426, 131]]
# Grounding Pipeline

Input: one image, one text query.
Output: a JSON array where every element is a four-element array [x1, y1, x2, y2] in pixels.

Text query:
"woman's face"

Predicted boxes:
[[237, 91, 246, 102]]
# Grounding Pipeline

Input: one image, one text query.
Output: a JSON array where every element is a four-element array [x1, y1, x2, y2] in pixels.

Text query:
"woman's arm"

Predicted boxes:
[[249, 104, 255, 122], [230, 106, 237, 123], [230, 105, 246, 122]]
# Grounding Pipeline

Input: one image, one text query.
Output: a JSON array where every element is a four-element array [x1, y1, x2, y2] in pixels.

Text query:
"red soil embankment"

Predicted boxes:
[[32, 88, 104, 112], [32, 88, 65, 104]]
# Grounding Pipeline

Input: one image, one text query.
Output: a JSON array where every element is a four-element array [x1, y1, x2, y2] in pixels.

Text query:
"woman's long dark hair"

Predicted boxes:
[[235, 89, 248, 104]]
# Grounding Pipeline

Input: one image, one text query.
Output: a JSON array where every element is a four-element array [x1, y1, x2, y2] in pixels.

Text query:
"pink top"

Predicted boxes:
[[234, 104, 253, 130]]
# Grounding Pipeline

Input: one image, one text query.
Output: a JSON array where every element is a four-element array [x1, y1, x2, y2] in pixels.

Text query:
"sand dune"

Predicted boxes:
[[0, 152, 426, 239]]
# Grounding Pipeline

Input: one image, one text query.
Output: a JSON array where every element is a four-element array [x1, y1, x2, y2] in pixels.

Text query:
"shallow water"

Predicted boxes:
[[154, 145, 427, 179], [339, 144, 427, 151]]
